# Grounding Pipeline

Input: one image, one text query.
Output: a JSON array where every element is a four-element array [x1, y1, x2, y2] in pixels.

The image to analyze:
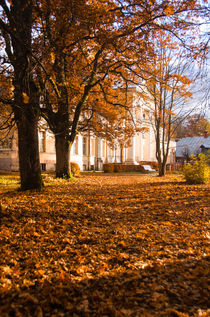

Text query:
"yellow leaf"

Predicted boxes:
[[119, 252, 129, 259], [60, 270, 65, 280], [50, 52, 55, 63], [118, 240, 126, 247], [23, 279, 34, 287], [22, 92, 29, 103], [164, 5, 174, 16], [76, 265, 87, 274], [2, 266, 12, 274]]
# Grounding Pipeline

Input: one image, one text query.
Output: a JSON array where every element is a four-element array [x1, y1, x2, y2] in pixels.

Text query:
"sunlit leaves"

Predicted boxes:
[[164, 5, 175, 16], [0, 173, 209, 315]]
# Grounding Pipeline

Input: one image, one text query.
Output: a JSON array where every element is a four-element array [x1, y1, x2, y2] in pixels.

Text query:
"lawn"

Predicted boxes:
[[0, 173, 209, 316]]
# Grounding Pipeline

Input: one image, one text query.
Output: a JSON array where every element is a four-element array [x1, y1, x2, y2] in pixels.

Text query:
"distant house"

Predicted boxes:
[[200, 137, 210, 155], [176, 135, 210, 165]]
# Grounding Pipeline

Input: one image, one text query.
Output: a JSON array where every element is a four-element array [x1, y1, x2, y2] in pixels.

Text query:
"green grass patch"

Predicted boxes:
[[0, 174, 20, 192]]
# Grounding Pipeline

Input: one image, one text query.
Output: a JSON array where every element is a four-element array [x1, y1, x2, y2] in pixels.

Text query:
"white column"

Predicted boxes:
[[97, 137, 101, 158], [140, 105, 143, 162], [127, 137, 136, 163], [148, 126, 151, 161], [96, 138, 102, 170]]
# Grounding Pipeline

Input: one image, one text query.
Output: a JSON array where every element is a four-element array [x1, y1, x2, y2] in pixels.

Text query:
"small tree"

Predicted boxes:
[[145, 34, 200, 176]]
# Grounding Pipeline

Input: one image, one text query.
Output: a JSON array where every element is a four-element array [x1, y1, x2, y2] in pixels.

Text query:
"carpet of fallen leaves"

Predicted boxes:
[[0, 173, 209, 317]]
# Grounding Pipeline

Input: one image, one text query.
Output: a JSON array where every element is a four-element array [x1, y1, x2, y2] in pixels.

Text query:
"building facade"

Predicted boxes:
[[0, 87, 176, 171]]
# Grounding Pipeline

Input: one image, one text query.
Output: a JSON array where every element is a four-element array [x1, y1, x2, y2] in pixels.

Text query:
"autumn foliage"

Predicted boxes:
[[0, 173, 209, 316], [183, 154, 210, 184], [70, 162, 81, 177]]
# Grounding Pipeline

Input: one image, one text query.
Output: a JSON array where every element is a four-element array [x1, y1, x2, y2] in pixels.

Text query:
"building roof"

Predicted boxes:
[[202, 138, 210, 148], [176, 136, 210, 157]]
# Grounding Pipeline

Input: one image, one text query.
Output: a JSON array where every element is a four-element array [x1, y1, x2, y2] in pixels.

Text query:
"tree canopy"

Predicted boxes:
[[176, 113, 210, 138]]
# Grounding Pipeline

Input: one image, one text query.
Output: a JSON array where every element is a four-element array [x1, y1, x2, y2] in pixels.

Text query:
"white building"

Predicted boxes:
[[0, 87, 176, 171]]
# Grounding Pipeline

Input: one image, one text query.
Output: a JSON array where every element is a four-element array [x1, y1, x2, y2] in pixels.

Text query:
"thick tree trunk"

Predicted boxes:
[[55, 133, 71, 178], [7, 0, 43, 190], [12, 49, 43, 190], [17, 116, 43, 190]]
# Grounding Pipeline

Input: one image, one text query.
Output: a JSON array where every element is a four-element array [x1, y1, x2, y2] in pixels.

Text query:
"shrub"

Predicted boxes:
[[114, 164, 124, 172], [70, 162, 80, 177], [103, 163, 114, 173], [130, 165, 145, 172], [183, 153, 210, 184], [103, 163, 146, 173]]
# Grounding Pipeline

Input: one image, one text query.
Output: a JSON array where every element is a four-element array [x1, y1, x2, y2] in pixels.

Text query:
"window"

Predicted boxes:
[[83, 137, 87, 155], [41, 163, 46, 171], [39, 131, 46, 152]]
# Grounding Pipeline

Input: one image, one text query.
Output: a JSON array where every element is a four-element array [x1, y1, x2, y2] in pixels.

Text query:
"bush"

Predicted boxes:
[[103, 163, 146, 173], [70, 162, 80, 177], [114, 164, 124, 172], [103, 163, 114, 173], [183, 153, 210, 184]]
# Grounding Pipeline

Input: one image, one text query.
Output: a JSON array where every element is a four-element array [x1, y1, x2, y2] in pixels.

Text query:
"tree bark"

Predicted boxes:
[[3, 0, 44, 190], [55, 133, 71, 178], [158, 162, 166, 176], [17, 115, 43, 190]]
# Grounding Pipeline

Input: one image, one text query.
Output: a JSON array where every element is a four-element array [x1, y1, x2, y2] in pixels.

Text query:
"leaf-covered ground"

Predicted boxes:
[[0, 173, 209, 317]]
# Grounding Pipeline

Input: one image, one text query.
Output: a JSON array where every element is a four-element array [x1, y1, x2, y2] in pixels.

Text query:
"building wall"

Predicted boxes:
[[0, 131, 19, 171], [0, 129, 175, 172], [0, 87, 177, 172], [0, 154, 12, 171]]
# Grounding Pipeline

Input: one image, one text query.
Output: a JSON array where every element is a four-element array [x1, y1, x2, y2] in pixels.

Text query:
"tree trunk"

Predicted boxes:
[[55, 133, 71, 178], [13, 54, 43, 190], [17, 116, 43, 190], [158, 162, 166, 176], [7, 0, 43, 190], [156, 133, 164, 177]]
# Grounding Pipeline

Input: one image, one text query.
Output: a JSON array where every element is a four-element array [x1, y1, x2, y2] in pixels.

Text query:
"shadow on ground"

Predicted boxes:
[[0, 256, 209, 317]]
